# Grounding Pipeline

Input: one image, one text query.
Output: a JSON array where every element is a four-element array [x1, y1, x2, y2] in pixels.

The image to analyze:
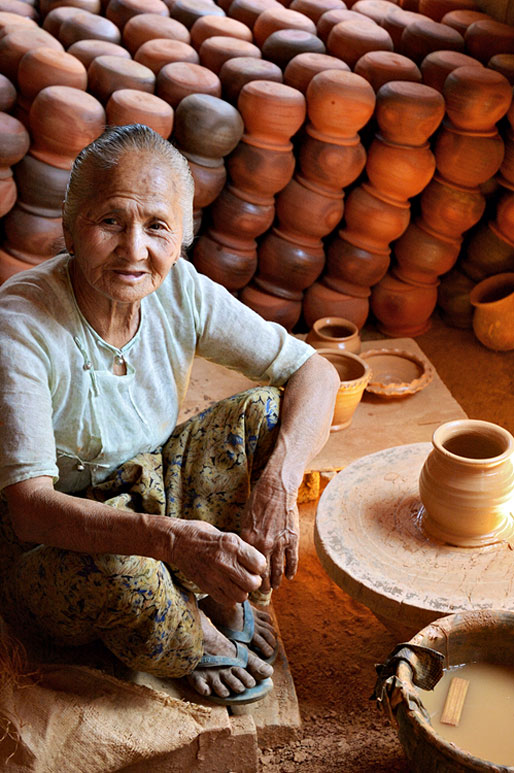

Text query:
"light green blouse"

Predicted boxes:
[[0, 254, 315, 493]]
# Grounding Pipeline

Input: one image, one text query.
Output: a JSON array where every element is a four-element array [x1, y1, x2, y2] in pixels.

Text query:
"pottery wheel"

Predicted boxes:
[[314, 443, 514, 639]]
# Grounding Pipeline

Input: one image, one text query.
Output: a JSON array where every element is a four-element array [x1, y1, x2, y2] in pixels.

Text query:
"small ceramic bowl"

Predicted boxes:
[[360, 348, 434, 397], [315, 347, 370, 430], [305, 316, 361, 353]]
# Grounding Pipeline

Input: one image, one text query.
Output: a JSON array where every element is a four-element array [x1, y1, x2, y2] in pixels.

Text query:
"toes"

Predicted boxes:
[[247, 650, 274, 679], [253, 631, 275, 658], [187, 672, 212, 697]]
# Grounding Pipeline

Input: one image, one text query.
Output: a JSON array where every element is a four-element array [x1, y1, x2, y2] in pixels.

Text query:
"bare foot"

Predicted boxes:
[[187, 610, 273, 699], [199, 596, 277, 660]]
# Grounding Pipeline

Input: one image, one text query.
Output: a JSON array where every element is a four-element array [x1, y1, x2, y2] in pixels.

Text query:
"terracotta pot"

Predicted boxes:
[[3, 205, 64, 262], [305, 316, 361, 353], [156, 61, 221, 107], [354, 51, 421, 91], [461, 222, 514, 282], [352, 0, 399, 25], [134, 38, 198, 73], [419, 49, 482, 92], [105, 0, 169, 30], [420, 419, 514, 544], [400, 18, 464, 63], [393, 218, 462, 285], [470, 272, 514, 352], [192, 231, 257, 290], [434, 122, 504, 188], [344, 183, 411, 251], [199, 35, 261, 74], [375, 80, 445, 146], [187, 156, 226, 208], [437, 266, 474, 328], [209, 184, 275, 245], [261, 28, 325, 70], [237, 80, 306, 147], [173, 92, 244, 160], [420, 175, 485, 239], [29, 85, 105, 169], [0, 111, 30, 167], [493, 190, 514, 245], [227, 139, 294, 201], [13, 152, 70, 217], [366, 136, 435, 203], [488, 54, 514, 86], [0, 173, 16, 217], [303, 280, 370, 329], [325, 231, 390, 290], [299, 131, 366, 193], [443, 65, 512, 133], [315, 348, 370, 431], [190, 14, 251, 49], [317, 8, 374, 44], [306, 69, 375, 142], [327, 19, 393, 69], [227, 0, 280, 30], [219, 56, 283, 103], [0, 72, 16, 111], [370, 271, 438, 336], [284, 51, 348, 94], [122, 13, 190, 55], [40, 0, 101, 14], [464, 19, 514, 64], [499, 128, 514, 189], [288, 0, 345, 23], [18, 47, 87, 101], [42, 5, 83, 37], [252, 5, 317, 48], [0, 12, 37, 33], [59, 12, 121, 47], [0, 0, 36, 19], [381, 7, 431, 49], [276, 175, 344, 243], [88, 55, 155, 103], [440, 8, 491, 34], [67, 39, 131, 69], [240, 282, 302, 330], [255, 226, 325, 298], [170, 0, 225, 29], [418, 0, 478, 21], [0, 26, 63, 81], [106, 89, 174, 138]]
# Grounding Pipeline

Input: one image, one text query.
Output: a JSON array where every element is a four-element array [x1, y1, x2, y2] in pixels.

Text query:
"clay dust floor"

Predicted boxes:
[[259, 313, 514, 772]]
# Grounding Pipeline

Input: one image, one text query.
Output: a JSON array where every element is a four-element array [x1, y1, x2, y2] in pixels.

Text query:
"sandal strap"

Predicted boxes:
[[216, 599, 255, 645], [199, 641, 249, 669]]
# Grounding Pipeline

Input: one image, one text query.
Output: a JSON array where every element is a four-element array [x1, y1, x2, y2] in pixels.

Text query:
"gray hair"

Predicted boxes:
[[63, 124, 195, 247]]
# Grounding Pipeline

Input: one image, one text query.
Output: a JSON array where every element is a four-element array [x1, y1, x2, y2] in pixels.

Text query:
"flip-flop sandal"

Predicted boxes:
[[216, 599, 279, 665], [197, 641, 274, 706]]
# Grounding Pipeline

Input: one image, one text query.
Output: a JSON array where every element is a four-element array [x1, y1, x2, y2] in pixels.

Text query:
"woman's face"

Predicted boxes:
[[64, 151, 184, 307]]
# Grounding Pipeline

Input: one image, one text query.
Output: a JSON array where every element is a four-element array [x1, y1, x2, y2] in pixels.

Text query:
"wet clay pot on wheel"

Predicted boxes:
[[419, 419, 514, 546], [305, 316, 361, 353], [314, 348, 370, 431], [469, 272, 514, 352]]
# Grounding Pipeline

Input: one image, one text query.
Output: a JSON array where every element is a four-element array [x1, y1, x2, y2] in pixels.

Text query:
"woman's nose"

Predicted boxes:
[[119, 225, 147, 261]]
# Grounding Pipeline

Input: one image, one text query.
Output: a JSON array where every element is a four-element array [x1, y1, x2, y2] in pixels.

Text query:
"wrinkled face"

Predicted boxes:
[[64, 151, 183, 307]]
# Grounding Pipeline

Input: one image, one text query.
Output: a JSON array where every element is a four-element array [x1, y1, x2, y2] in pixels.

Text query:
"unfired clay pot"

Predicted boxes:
[[365, 136, 435, 203], [469, 272, 514, 352], [443, 65, 512, 133], [352, 0, 399, 24], [419, 419, 514, 545], [66, 39, 131, 69], [327, 19, 393, 69], [353, 51, 422, 91], [284, 52, 349, 94], [288, 0, 345, 23], [219, 56, 283, 104], [122, 13, 190, 55], [419, 49, 482, 92], [199, 35, 261, 74], [0, 26, 64, 81], [488, 54, 514, 86], [88, 55, 155, 103], [173, 92, 244, 160], [188, 156, 226, 208], [440, 8, 492, 34], [255, 227, 325, 298], [227, 0, 280, 30], [17, 46, 87, 100], [325, 232, 390, 291], [400, 17, 464, 63], [381, 7, 431, 49], [170, 0, 225, 30], [240, 282, 302, 330], [299, 132, 366, 194], [306, 69, 375, 141], [42, 6, 84, 38], [3, 205, 64, 262], [314, 348, 370, 431], [420, 175, 485, 238], [275, 175, 344, 243], [252, 6, 316, 47], [418, 0, 478, 22], [303, 280, 370, 329], [374, 80, 445, 148], [58, 12, 121, 47], [434, 122, 505, 189], [106, 89, 174, 138], [464, 19, 514, 64], [305, 316, 361, 353], [343, 183, 411, 250], [371, 271, 439, 336], [190, 14, 252, 48], [134, 39, 199, 73], [156, 61, 221, 107], [237, 80, 306, 147], [393, 219, 462, 286], [461, 222, 514, 282], [13, 152, 70, 217], [261, 29, 326, 70], [316, 8, 374, 44], [227, 141, 295, 201], [192, 233, 257, 290], [105, 0, 169, 30]]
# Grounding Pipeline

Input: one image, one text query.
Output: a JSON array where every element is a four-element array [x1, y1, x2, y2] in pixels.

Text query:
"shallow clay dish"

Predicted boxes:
[[360, 347, 434, 397]]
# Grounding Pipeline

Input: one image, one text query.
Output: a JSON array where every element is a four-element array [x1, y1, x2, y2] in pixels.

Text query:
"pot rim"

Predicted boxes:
[[469, 271, 514, 306], [310, 315, 360, 340], [432, 419, 514, 466], [315, 347, 370, 386]]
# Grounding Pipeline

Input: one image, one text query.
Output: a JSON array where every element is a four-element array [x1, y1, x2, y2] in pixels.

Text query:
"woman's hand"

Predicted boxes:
[[169, 519, 267, 605]]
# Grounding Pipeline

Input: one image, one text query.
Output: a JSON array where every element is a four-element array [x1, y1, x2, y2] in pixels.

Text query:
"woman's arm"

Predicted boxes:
[[4, 477, 266, 605], [240, 352, 340, 591]]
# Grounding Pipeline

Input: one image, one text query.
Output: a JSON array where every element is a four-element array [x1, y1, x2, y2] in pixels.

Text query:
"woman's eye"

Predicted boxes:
[[150, 222, 166, 231], [102, 217, 118, 226]]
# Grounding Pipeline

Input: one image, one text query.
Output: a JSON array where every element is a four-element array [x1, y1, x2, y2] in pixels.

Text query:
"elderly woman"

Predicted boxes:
[[0, 125, 339, 705]]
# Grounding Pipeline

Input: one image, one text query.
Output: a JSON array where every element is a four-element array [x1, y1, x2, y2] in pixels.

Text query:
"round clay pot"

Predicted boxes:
[[354, 51, 422, 91], [3, 204, 64, 262], [253, 6, 316, 47], [106, 89, 174, 137], [461, 222, 514, 282], [227, 139, 294, 200], [299, 131, 366, 193], [499, 127, 514, 188], [465, 19, 514, 64], [325, 231, 390, 290], [493, 190, 514, 245], [174, 92, 244, 159], [371, 271, 439, 336], [42, 6, 83, 37], [0, 173, 16, 217], [134, 38, 199, 73], [470, 272, 514, 352], [317, 348, 370, 431], [40, 0, 101, 14], [227, 0, 280, 30], [288, 0, 346, 23], [105, 0, 169, 30], [67, 39, 131, 69], [88, 55, 155, 103], [437, 267, 474, 328], [123, 13, 190, 54], [420, 175, 485, 239], [240, 282, 302, 331], [219, 56, 282, 103], [0, 111, 30, 166], [344, 183, 411, 251], [276, 175, 344, 243], [0, 0, 36, 19], [58, 12, 121, 47], [306, 69, 375, 141], [0, 73, 15, 111], [443, 65, 512, 133], [170, 0, 225, 30], [418, 0, 478, 21], [0, 26, 63, 82], [29, 85, 105, 169], [488, 54, 514, 86], [237, 79, 306, 147], [419, 419, 514, 544], [352, 0, 399, 24], [303, 280, 370, 329], [199, 34, 261, 74], [0, 12, 37, 33], [13, 152, 70, 217], [209, 184, 275, 245], [188, 156, 226, 208], [157, 61, 221, 107], [305, 316, 361, 353], [393, 218, 462, 285], [419, 49, 482, 92], [375, 80, 445, 146], [192, 232, 257, 290], [190, 14, 251, 49], [317, 8, 375, 44], [327, 18, 393, 68], [255, 226, 325, 298], [434, 122, 505, 188], [262, 29, 325, 70], [284, 52, 349, 94], [400, 18, 464, 64], [381, 7, 431, 49], [440, 9, 492, 35], [366, 136, 436, 203], [18, 47, 87, 101]]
